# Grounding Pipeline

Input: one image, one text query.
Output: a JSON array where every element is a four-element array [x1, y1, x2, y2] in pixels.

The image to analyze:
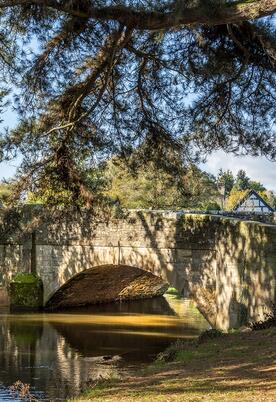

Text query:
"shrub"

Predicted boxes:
[[197, 328, 224, 344], [156, 339, 195, 362], [204, 202, 221, 211]]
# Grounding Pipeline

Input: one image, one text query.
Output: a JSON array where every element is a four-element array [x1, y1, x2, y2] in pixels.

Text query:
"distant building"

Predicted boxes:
[[233, 189, 274, 213]]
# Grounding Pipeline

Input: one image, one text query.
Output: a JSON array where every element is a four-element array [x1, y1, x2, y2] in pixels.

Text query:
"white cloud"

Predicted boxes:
[[0, 161, 18, 180], [201, 151, 276, 192]]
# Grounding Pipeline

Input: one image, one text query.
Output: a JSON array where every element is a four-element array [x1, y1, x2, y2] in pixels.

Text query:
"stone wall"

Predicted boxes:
[[0, 208, 275, 330], [215, 219, 276, 329], [33, 211, 217, 307]]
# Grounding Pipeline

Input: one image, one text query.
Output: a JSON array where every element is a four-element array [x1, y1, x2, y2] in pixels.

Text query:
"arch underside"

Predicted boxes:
[[45, 264, 169, 309]]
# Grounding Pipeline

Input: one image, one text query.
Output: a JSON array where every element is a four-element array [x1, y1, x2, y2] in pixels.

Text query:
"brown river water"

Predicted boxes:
[[0, 295, 209, 401]]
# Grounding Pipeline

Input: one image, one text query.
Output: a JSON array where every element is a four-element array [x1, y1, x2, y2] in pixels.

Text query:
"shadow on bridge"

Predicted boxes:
[[41, 211, 276, 329], [45, 264, 168, 310], [131, 212, 276, 329]]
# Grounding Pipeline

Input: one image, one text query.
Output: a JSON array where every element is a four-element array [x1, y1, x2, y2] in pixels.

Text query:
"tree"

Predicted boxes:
[[249, 180, 266, 192], [233, 169, 251, 191], [264, 190, 276, 209], [105, 160, 180, 209], [217, 169, 235, 196], [216, 169, 235, 208], [179, 166, 220, 210], [0, 182, 12, 205], [0, 1, 275, 208], [226, 187, 276, 210], [224, 169, 276, 210], [232, 169, 268, 192], [1, 1, 275, 28], [105, 159, 220, 210], [225, 188, 247, 210], [0, 21, 16, 122]]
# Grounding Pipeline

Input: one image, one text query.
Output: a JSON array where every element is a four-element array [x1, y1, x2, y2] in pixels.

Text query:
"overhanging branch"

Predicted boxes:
[[0, 0, 276, 29]]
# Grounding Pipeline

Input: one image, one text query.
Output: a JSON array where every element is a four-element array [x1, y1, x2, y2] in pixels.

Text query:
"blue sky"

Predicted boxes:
[[202, 152, 276, 192], [1, 108, 276, 191], [0, 106, 20, 180]]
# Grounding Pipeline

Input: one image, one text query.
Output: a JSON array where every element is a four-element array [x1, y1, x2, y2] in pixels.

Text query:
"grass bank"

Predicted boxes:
[[71, 327, 276, 402]]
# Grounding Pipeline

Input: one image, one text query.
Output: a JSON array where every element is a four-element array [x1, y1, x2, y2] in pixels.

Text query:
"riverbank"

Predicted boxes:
[[72, 327, 276, 401]]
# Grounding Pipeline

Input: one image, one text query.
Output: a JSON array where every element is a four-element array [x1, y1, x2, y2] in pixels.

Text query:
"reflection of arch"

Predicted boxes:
[[45, 264, 168, 309], [49, 297, 207, 363], [49, 298, 188, 366]]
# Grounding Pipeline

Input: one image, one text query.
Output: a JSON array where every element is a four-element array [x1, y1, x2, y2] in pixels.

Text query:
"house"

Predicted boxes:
[[233, 189, 274, 213]]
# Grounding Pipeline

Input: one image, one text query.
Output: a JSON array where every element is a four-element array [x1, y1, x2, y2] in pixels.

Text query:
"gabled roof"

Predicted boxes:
[[233, 189, 274, 212]]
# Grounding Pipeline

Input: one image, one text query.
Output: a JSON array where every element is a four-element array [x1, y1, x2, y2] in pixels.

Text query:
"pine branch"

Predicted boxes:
[[0, 0, 275, 29]]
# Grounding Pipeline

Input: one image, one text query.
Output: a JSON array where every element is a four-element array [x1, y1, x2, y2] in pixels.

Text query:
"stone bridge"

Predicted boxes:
[[0, 208, 276, 330]]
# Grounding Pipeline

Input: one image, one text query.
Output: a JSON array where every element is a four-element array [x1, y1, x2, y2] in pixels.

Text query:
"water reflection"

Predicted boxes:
[[0, 296, 209, 401]]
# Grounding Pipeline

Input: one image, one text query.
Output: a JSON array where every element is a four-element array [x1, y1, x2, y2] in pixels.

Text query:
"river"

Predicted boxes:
[[0, 295, 209, 401]]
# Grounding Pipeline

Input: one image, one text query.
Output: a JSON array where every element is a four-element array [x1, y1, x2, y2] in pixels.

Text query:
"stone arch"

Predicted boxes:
[[45, 264, 169, 309]]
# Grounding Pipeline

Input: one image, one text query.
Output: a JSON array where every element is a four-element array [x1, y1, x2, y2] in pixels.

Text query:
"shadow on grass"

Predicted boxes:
[[75, 328, 276, 400]]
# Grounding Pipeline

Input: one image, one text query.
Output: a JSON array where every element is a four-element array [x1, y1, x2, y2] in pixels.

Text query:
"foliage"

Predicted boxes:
[[233, 169, 251, 191], [197, 328, 224, 344], [105, 160, 180, 209], [204, 201, 221, 211], [258, 190, 275, 207], [264, 190, 276, 209], [165, 287, 179, 295], [105, 159, 220, 210], [217, 169, 235, 197], [220, 169, 276, 210], [9, 276, 43, 309], [12, 273, 39, 284], [105, 164, 275, 212], [233, 170, 269, 194], [25, 165, 115, 213], [0, 182, 12, 205], [0, 1, 274, 208], [156, 339, 195, 362], [249, 181, 266, 192], [225, 189, 247, 210]]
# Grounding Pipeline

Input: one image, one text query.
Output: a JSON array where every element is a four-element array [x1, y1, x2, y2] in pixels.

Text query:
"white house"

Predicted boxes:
[[233, 189, 274, 213]]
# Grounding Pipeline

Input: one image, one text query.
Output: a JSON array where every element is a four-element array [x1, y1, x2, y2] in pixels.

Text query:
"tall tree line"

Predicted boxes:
[[2, 164, 274, 211]]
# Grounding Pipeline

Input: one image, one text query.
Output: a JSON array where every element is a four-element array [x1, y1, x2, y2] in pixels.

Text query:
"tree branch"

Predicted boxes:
[[1, 1, 276, 29]]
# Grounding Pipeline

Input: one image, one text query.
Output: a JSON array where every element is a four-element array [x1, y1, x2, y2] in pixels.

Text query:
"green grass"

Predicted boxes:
[[139, 359, 166, 375], [71, 378, 119, 400], [173, 342, 223, 363], [71, 327, 276, 402], [165, 287, 180, 296]]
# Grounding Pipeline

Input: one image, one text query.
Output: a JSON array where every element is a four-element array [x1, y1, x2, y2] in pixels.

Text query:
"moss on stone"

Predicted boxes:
[[9, 273, 43, 310], [12, 273, 38, 284]]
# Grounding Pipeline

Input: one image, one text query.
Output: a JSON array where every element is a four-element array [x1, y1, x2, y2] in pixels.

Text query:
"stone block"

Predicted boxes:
[[177, 249, 192, 259]]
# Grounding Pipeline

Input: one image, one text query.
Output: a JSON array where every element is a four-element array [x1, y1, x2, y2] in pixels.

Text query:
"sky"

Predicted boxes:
[[0, 108, 276, 192], [201, 152, 276, 192]]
